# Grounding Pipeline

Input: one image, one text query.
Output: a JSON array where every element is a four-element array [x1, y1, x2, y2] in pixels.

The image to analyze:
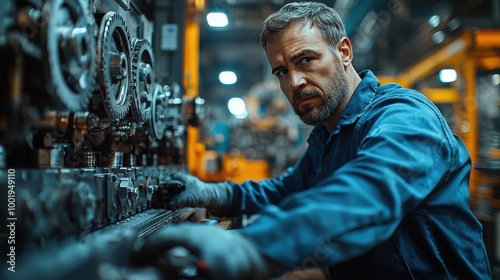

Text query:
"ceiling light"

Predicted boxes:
[[207, 12, 228, 27], [234, 110, 248, 120], [219, 71, 237, 85], [428, 15, 440, 28], [439, 69, 457, 83], [492, 74, 500, 85], [431, 31, 446, 44], [448, 18, 460, 31], [228, 97, 246, 116]]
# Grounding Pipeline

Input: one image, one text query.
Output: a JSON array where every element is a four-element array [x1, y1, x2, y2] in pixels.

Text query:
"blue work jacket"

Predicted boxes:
[[227, 70, 491, 279]]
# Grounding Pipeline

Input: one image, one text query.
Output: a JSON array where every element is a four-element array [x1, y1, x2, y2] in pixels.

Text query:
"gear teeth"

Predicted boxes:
[[97, 11, 132, 121], [41, 0, 97, 112], [150, 83, 168, 141], [130, 38, 155, 123]]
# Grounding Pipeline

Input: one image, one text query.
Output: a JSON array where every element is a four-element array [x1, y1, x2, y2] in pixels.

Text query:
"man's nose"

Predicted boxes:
[[289, 70, 306, 90]]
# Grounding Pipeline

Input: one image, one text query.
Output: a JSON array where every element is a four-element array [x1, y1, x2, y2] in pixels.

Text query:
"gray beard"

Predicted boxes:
[[294, 77, 348, 126]]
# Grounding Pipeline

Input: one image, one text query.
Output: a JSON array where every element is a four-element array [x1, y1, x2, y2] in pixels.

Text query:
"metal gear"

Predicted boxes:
[[150, 83, 168, 141], [130, 38, 155, 123], [41, 0, 97, 112], [96, 12, 131, 121]]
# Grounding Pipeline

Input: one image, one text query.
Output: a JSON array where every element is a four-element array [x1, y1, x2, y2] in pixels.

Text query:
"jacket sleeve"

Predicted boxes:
[[239, 92, 462, 269]]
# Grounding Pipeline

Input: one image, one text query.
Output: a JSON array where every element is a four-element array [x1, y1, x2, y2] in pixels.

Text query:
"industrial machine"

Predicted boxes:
[[0, 0, 204, 279]]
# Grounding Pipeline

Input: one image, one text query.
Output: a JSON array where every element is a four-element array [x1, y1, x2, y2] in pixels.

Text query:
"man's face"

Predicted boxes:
[[265, 22, 348, 126]]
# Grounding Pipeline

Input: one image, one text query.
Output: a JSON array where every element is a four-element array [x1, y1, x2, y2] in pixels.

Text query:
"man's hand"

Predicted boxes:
[[130, 223, 273, 280], [169, 173, 233, 216]]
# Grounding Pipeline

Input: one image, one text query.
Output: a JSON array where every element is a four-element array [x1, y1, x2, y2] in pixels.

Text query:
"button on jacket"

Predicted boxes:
[[226, 70, 491, 279]]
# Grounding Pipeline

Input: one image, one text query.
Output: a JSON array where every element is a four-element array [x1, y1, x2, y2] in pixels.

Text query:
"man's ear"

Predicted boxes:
[[337, 37, 353, 67]]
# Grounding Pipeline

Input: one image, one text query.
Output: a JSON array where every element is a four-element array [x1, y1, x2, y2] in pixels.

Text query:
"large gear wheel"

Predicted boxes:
[[130, 38, 155, 123], [41, 0, 97, 112], [96, 12, 131, 121], [150, 84, 168, 141]]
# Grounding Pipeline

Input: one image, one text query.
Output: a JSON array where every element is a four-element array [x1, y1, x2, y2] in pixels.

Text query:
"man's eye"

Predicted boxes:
[[276, 69, 288, 77], [301, 57, 312, 64]]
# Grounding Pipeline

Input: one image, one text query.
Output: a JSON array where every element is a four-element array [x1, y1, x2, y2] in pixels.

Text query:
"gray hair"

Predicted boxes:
[[260, 2, 346, 51]]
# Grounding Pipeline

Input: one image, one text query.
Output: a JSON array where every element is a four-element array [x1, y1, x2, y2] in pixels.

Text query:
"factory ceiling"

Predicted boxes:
[[198, 0, 499, 106]]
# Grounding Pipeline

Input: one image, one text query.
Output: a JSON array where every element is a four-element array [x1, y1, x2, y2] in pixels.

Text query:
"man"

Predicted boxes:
[[131, 2, 491, 279]]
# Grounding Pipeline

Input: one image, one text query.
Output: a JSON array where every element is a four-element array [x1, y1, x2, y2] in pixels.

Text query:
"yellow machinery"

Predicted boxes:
[[183, 0, 205, 178]]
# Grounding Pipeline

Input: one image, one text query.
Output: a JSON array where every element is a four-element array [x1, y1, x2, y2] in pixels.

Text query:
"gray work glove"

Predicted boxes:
[[130, 223, 277, 280], [169, 173, 233, 216]]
